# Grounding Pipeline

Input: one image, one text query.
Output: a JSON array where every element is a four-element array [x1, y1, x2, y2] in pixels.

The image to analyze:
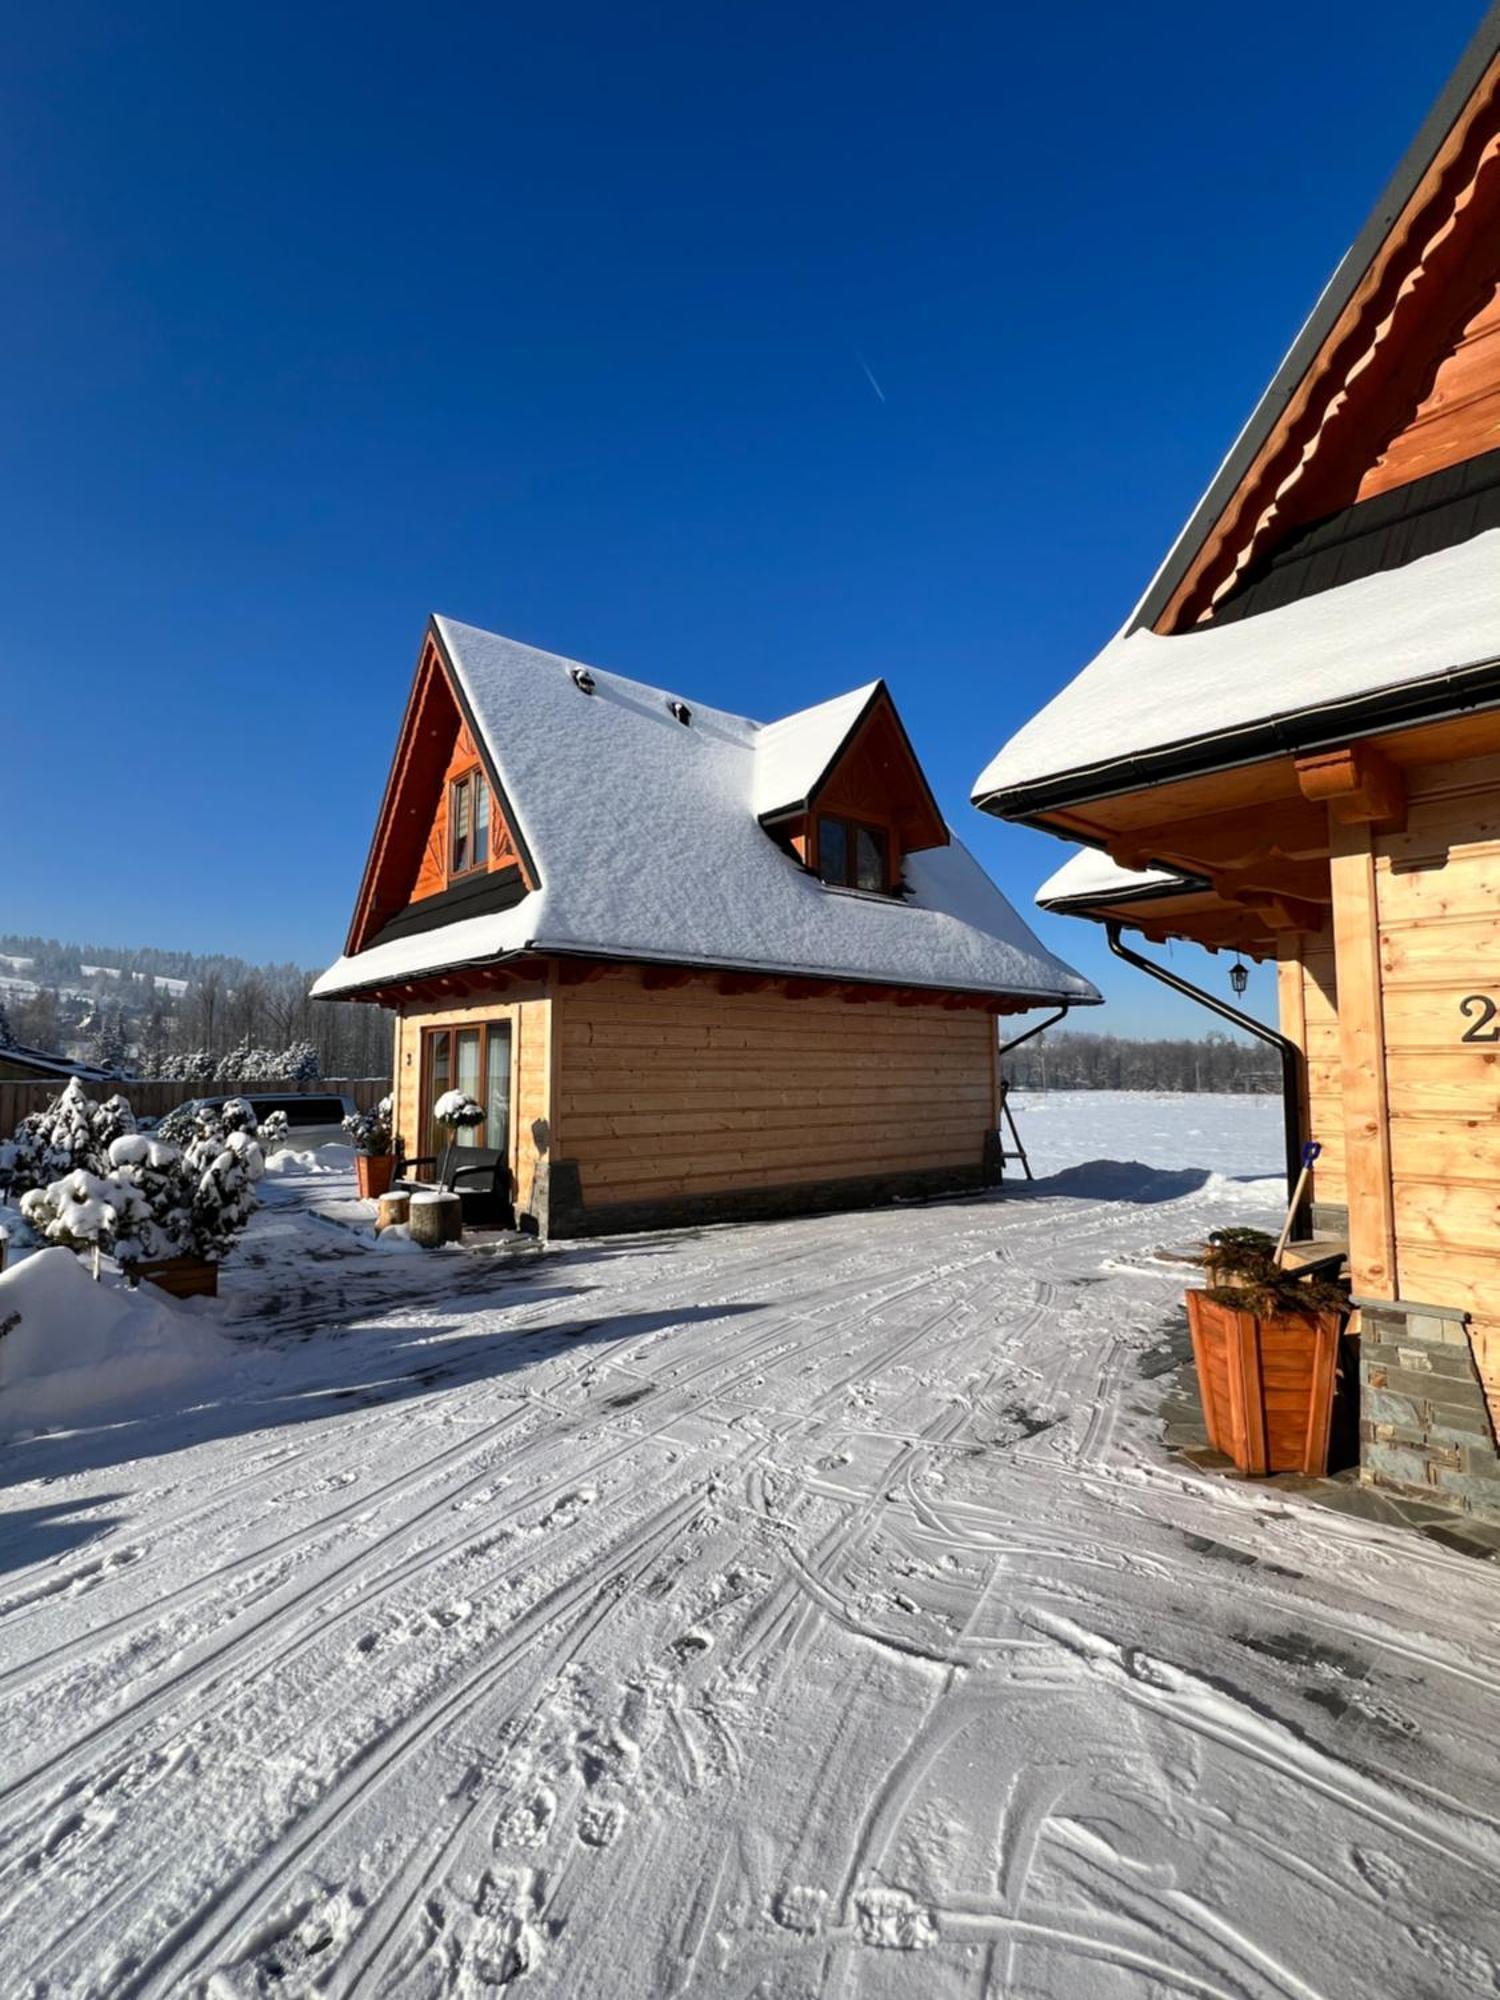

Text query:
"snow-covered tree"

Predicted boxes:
[[0, 1078, 100, 1197], [280, 1040, 321, 1082], [20, 1167, 148, 1266], [90, 1006, 132, 1077]]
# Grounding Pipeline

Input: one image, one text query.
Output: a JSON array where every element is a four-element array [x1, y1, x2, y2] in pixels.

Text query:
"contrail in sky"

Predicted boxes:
[[855, 350, 887, 404]]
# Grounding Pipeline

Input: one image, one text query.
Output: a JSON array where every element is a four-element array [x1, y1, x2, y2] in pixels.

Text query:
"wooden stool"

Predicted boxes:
[[409, 1190, 463, 1247], [375, 1191, 411, 1234]]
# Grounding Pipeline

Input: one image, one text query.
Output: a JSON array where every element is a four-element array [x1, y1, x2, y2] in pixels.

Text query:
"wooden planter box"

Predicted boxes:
[[355, 1153, 396, 1200], [131, 1256, 219, 1300], [1185, 1289, 1342, 1476]]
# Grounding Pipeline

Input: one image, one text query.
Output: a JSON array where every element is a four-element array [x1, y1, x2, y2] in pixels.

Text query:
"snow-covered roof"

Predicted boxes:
[[752, 683, 880, 819], [314, 620, 1097, 1006], [1035, 849, 1194, 911], [973, 529, 1500, 809], [0, 1043, 116, 1082]]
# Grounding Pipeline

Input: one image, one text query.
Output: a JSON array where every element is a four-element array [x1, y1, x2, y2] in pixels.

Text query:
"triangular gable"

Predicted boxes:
[[345, 626, 536, 956], [1135, 9, 1500, 635], [755, 684, 948, 854]]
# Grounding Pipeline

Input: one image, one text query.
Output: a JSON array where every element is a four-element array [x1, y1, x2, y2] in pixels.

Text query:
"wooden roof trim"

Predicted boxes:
[[344, 630, 444, 957], [802, 685, 950, 853], [344, 620, 540, 957], [1132, 7, 1500, 635]]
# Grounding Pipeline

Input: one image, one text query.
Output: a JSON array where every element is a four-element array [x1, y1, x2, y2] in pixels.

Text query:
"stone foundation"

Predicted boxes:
[[524, 1158, 998, 1240], [1357, 1297, 1500, 1522]]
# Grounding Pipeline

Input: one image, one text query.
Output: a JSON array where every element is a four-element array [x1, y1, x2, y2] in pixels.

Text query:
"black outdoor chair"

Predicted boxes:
[[396, 1146, 515, 1229]]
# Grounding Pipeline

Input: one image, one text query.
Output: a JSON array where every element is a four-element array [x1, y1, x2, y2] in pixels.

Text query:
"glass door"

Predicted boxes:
[[422, 1021, 513, 1162]]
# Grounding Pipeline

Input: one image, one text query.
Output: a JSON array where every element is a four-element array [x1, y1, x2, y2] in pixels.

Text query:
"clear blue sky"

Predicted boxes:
[[4, 1, 1483, 1033]]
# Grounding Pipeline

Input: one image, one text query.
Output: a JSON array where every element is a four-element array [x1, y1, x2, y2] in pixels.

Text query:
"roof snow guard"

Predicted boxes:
[[314, 618, 1097, 1007]]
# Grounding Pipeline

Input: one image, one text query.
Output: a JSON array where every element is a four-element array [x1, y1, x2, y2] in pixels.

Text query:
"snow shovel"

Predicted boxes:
[[1273, 1141, 1321, 1267]]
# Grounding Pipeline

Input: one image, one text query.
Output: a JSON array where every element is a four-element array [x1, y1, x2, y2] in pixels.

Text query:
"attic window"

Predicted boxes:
[[816, 815, 890, 894], [450, 771, 490, 876]]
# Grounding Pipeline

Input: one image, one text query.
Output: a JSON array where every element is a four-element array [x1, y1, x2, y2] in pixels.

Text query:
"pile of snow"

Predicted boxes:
[[263, 1142, 355, 1176], [0, 1248, 232, 1437]]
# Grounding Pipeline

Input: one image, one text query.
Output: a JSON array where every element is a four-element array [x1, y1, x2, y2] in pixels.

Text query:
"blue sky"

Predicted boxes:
[[4, 1, 1484, 1033]]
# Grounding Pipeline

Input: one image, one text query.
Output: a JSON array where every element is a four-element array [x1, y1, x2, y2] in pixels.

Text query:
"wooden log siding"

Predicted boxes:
[[0, 1075, 388, 1137], [552, 970, 998, 1205], [1277, 923, 1346, 1212], [1369, 751, 1500, 1420], [392, 988, 551, 1213]]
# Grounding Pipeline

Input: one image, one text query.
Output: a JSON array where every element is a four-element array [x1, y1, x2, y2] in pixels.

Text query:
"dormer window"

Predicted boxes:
[[450, 770, 491, 877], [816, 815, 889, 894]]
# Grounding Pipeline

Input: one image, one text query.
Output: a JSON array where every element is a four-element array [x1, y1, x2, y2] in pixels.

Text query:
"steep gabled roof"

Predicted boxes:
[[974, 6, 1500, 819], [753, 684, 881, 819], [314, 618, 1097, 1006], [1133, 3, 1500, 636]]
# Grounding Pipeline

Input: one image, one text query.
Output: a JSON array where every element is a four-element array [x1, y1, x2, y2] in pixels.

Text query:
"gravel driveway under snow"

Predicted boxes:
[[2, 1094, 1499, 1997]]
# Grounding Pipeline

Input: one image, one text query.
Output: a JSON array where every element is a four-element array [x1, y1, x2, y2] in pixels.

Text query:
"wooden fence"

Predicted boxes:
[[0, 1075, 390, 1137]]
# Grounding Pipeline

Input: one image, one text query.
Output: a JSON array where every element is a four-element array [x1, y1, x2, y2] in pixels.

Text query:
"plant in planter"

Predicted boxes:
[[1186, 1228, 1349, 1477], [432, 1089, 484, 1186], [343, 1095, 396, 1199], [20, 1166, 149, 1280]]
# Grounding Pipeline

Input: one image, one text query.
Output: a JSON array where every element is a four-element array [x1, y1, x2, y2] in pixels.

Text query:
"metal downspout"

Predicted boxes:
[[997, 1002, 1072, 1060], [1104, 921, 1305, 1219]]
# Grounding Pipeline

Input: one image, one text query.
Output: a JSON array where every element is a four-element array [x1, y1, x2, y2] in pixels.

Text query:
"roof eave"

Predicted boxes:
[[975, 654, 1500, 823]]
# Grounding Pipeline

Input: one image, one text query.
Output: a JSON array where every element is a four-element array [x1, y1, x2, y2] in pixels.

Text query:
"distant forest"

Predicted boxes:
[[1003, 1030, 1278, 1094], [1, 932, 1278, 1094], [0, 932, 391, 1081]]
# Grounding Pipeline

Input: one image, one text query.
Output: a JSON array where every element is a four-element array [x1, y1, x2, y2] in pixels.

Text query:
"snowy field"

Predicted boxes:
[[4, 1092, 1500, 1997]]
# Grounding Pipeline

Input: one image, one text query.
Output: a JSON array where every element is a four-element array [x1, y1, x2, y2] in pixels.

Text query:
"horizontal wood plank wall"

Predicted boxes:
[[393, 984, 551, 1212], [1376, 755, 1500, 1415], [554, 971, 995, 1204], [0, 1075, 387, 1134], [1277, 926, 1346, 1210]]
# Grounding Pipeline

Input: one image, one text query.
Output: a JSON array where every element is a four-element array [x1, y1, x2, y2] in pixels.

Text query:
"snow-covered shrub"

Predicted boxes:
[[187, 1141, 259, 1259], [258, 1109, 290, 1151], [92, 1094, 137, 1150], [106, 1134, 195, 1262], [280, 1040, 320, 1082], [343, 1095, 394, 1156], [434, 1089, 484, 1131], [21, 1168, 148, 1262], [0, 1079, 113, 1200]]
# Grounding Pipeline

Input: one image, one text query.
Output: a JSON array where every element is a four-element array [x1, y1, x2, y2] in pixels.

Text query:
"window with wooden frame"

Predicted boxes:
[[815, 814, 891, 894], [421, 1020, 512, 1160], [449, 770, 491, 878]]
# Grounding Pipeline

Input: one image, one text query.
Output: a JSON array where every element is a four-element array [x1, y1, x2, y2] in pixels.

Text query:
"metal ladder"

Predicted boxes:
[[995, 1079, 1033, 1181]]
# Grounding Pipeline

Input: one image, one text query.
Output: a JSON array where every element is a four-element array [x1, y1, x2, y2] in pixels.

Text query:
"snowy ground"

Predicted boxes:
[[3, 1093, 1500, 1998]]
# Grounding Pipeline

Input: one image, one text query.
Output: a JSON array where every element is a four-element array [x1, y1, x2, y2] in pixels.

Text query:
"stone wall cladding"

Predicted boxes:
[[1360, 1302, 1500, 1522]]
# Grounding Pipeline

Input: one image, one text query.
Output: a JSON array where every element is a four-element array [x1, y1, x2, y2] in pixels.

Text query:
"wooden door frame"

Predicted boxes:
[[418, 1017, 516, 1161]]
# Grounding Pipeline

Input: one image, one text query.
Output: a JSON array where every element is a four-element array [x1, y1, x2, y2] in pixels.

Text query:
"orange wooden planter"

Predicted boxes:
[[355, 1153, 396, 1200], [1185, 1289, 1342, 1476], [131, 1256, 219, 1299]]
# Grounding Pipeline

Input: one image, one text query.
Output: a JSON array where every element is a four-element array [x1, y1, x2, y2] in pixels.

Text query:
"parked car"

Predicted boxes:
[[144, 1091, 359, 1152]]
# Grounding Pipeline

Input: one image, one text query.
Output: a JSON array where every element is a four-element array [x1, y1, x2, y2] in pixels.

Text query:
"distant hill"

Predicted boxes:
[[0, 933, 390, 1082]]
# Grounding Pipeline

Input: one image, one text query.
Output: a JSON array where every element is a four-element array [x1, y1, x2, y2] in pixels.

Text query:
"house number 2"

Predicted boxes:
[[1460, 994, 1500, 1042]]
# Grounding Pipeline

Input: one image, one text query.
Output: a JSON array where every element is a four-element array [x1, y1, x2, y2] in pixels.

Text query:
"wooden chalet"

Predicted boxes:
[[975, 4, 1500, 1516], [315, 618, 1096, 1237]]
